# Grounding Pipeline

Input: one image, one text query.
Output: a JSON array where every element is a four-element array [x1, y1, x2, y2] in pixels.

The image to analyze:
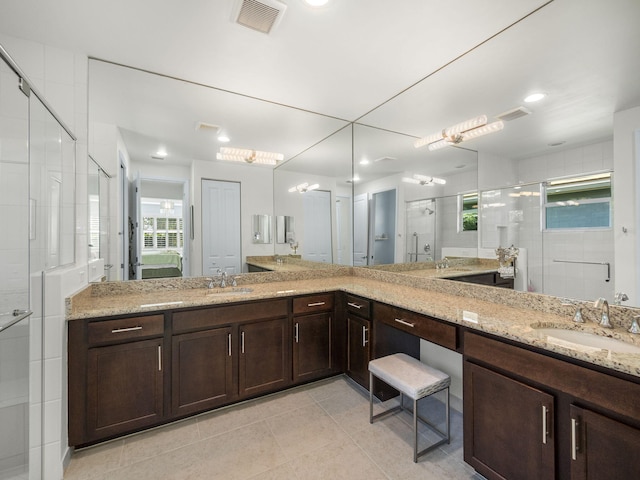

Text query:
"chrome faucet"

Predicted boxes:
[[594, 297, 612, 328], [220, 271, 228, 288]]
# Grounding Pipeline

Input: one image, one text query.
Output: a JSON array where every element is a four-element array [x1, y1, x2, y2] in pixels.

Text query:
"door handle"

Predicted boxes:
[[571, 417, 579, 460], [394, 318, 415, 328], [542, 405, 549, 444]]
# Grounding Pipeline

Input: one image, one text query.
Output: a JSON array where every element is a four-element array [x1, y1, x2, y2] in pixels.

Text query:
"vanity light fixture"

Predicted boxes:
[[524, 92, 546, 103], [217, 147, 284, 165], [288, 182, 319, 193], [402, 174, 447, 186], [414, 115, 504, 151], [151, 148, 168, 160], [304, 0, 329, 6]]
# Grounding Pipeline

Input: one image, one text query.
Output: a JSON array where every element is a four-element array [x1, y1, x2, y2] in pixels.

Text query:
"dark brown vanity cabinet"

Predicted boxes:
[[68, 313, 166, 446], [172, 299, 290, 410], [463, 331, 640, 480], [344, 294, 371, 389], [569, 405, 640, 480], [238, 315, 290, 397], [292, 294, 335, 383], [171, 327, 234, 417], [464, 361, 555, 480]]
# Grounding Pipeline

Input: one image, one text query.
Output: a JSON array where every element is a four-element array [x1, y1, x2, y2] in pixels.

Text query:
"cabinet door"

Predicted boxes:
[[87, 339, 164, 441], [570, 405, 640, 479], [293, 312, 332, 382], [347, 315, 370, 389], [172, 327, 234, 417], [239, 317, 289, 397], [464, 361, 555, 480]]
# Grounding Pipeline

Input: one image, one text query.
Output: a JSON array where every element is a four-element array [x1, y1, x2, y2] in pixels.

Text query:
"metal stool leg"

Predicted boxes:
[[369, 372, 374, 423], [413, 398, 419, 462]]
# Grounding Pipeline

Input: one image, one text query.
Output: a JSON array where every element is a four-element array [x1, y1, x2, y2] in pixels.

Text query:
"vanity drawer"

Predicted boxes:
[[345, 294, 371, 319], [173, 299, 288, 334], [374, 303, 457, 350], [293, 294, 334, 315], [88, 314, 164, 346]]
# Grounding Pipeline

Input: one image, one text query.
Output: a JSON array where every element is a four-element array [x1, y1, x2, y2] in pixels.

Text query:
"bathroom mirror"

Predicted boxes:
[[276, 216, 295, 244], [252, 214, 272, 244]]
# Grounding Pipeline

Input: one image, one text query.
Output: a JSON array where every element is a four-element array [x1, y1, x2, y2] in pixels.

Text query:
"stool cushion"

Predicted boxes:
[[369, 353, 450, 400]]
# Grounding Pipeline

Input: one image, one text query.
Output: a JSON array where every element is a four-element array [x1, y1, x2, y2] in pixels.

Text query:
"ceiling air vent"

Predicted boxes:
[[497, 106, 532, 122], [234, 0, 287, 34]]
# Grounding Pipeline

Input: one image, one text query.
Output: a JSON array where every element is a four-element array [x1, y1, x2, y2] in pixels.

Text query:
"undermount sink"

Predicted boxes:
[[533, 326, 640, 354], [205, 287, 254, 296]]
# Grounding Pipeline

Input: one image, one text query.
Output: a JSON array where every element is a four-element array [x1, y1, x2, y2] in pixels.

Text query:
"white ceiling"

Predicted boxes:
[[1, 0, 639, 183]]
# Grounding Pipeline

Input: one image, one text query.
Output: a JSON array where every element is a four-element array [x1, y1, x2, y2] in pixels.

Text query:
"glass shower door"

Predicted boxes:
[[0, 54, 33, 480]]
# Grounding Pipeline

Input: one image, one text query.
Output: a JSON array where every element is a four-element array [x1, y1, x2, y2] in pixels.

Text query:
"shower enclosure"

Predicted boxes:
[[1, 43, 76, 480], [405, 199, 436, 263]]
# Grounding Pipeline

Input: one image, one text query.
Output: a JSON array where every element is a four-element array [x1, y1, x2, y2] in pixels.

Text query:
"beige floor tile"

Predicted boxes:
[[316, 382, 370, 416], [303, 375, 359, 402], [265, 403, 350, 459], [246, 462, 299, 480], [64, 375, 477, 480], [183, 421, 287, 480], [253, 388, 316, 419], [121, 418, 200, 466], [99, 442, 203, 480], [289, 438, 387, 480], [197, 399, 265, 439], [63, 440, 124, 480]]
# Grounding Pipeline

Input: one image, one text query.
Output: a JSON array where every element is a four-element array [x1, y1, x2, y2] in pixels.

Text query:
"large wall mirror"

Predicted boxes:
[[351, 0, 635, 305], [86, 1, 638, 307], [88, 59, 349, 281]]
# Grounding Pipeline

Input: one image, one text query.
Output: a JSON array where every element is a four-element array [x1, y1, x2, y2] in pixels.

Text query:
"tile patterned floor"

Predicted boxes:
[[63, 375, 484, 480]]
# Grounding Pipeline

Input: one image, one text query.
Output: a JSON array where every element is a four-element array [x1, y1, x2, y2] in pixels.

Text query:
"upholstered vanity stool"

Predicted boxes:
[[368, 353, 451, 462]]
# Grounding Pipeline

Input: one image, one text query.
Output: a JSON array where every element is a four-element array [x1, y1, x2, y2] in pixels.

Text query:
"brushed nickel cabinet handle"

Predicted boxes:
[[394, 318, 415, 328], [571, 418, 579, 460], [228, 333, 232, 356], [362, 326, 368, 347], [241, 331, 245, 354], [542, 405, 549, 444], [295, 323, 299, 343], [158, 345, 162, 371], [111, 326, 142, 333], [307, 302, 326, 307], [347, 302, 362, 309]]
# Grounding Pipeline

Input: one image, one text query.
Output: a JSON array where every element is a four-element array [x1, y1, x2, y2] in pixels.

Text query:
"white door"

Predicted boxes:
[[303, 190, 332, 263], [202, 179, 241, 275], [353, 193, 369, 266]]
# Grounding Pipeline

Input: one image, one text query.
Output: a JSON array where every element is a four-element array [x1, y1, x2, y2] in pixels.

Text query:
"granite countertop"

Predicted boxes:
[[245, 255, 338, 272], [67, 268, 640, 378]]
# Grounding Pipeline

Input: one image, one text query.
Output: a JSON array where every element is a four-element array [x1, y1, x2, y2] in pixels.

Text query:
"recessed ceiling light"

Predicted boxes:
[[217, 134, 230, 143], [359, 159, 370, 165], [304, 0, 329, 6], [155, 149, 168, 158], [524, 93, 546, 103]]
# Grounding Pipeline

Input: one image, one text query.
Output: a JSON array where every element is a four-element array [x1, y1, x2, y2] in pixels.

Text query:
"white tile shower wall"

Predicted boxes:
[[1, 34, 89, 480]]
